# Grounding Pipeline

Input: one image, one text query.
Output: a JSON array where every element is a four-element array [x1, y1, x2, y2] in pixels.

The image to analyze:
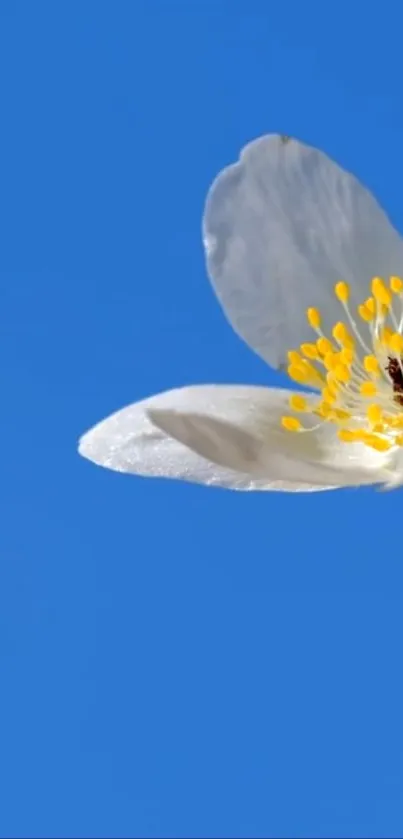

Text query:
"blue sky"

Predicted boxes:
[[2, 1, 403, 836]]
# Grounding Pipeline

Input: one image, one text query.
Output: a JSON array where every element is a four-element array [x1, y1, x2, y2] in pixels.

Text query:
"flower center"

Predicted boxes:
[[281, 276, 403, 452]]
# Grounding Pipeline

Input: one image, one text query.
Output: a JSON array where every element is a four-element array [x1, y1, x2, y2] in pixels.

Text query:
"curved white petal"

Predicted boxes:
[[79, 385, 391, 490], [79, 387, 315, 492], [203, 134, 403, 369]]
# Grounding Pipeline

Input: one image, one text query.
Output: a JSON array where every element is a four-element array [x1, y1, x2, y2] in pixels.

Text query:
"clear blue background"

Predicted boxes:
[[2, 2, 403, 836]]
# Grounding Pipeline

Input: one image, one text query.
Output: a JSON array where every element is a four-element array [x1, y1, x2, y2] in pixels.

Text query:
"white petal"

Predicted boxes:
[[79, 385, 390, 490], [203, 134, 403, 368], [79, 390, 298, 492]]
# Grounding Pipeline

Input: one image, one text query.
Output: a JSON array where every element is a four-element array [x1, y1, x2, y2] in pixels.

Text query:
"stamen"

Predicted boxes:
[[360, 382, 377, 397], [372, 277, 392, 308], [358, 302, 375, 322], [333, 364, 350, 383], [379, 325, 393, 345], [332, 321, 352, 346], [323, 352, 338, 371], [322, 386, 336, 404], [300, 343, 320, 360], [289, 395, 307, 412], [340, 347, 354, 365], [307, 307, 321, 329], [367, 404, 383, 426], [317, 337, 334, 356], [362, 433, 392, 452], [287, 365, 310, 385], [363, 355, 380, 376], [338, 428, 363, 443], [287, 350, 303, 366], [390, 276, 403, 294], [281, 417, 302, 432], [389, 333, 403, 354], [334, 281, 350, 303], [281, 272, 403, 454]]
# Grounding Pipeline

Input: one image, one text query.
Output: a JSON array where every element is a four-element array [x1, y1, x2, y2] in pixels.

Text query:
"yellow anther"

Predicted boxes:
[[362, 433, 392, 452], [358, 303, 375, 322], [288, 360, 323, 384], [367, 404, 383, 426], [288, 365, 309, 384], [363, 355, 380, 376], [379, 325, 393, 346], [281, 416, 302, 432], [289, 394, 307, 412], [395, 434, 403, 446], [340, 347, 354, 365], [360, 381, 377, 397], [317, 401, 332, 418], [316, 337, 334, 356], [372, 276, 392, 307], [389, 416, 403, 429], [301, 360, 325, 382], [338, 428, 361, 443], [300, 342, 319, 360], [358, 295, 376, 322], [306, 307, 321, 329], [390, 276, 403, 294], [334, 281, 350, 303], [287, 350, 303, 366], [389, 332, 403, 354], [323, 352, 338, 371], [365, 296, 376, 314], [334, 364, 350, 383], [332, 323, 347, 343], [333, 408, 351, 421], [322, 386, 336, 404], [325, 372, 339, 391], [332, 321, 353, 347]]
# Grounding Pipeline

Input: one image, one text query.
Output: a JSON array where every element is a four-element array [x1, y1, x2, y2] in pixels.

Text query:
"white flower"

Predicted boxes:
[[79, 134, 403, 492]]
